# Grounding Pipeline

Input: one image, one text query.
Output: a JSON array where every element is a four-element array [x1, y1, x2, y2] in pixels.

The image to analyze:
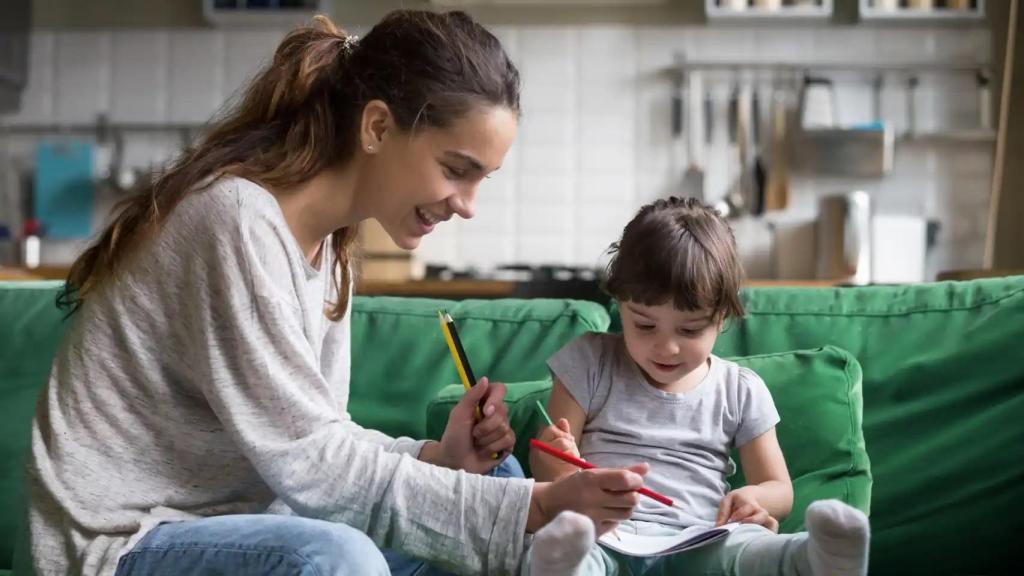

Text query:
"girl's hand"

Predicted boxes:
[[528, 463, 650, 535], [716, 486, 780, 532], [538, 418, 580, 458], [425, 377, 515, 474]]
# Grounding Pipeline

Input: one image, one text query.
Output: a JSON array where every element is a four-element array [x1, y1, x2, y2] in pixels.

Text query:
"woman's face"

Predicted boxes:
[[366, 105, 518, 250]]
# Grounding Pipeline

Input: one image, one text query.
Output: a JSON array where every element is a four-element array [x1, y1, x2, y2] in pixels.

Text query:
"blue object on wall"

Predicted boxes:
[[34, 140, 95, 239]]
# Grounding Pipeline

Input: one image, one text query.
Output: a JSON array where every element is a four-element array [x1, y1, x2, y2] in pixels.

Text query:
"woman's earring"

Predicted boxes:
[[366, 145, 375, 153]]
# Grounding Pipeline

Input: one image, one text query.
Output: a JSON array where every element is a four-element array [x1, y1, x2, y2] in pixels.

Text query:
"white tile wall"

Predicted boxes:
[[10, 33, 55, 124], [0, 23, 995, 280], [111, 32, 168, 123], [168, 31, 226, 123], [54, 33, 112, 124]]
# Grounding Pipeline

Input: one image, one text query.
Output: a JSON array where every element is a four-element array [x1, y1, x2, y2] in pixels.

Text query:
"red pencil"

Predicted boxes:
[[529, 438, 684, 510]]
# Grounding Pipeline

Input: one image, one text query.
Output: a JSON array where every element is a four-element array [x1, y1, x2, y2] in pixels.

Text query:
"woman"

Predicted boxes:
[[21, 9, 648, 576]]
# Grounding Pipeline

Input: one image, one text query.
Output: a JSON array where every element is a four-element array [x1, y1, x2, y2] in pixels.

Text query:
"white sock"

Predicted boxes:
[[805, 499, 871, 576], [527, 511, 595, 576]]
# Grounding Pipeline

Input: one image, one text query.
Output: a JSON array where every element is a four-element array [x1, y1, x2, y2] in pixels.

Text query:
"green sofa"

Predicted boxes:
[[2, 277, 1022, 575]]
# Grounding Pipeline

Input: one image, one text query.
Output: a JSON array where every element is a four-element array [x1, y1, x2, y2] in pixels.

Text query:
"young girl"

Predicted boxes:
[[20, 11, 647, 576], [530, 197, 871, 576]]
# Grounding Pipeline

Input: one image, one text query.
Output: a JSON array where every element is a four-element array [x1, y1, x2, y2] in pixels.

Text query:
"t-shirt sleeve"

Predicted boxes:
[[733, 367, 782, 448], [546, 333, 604, 415]]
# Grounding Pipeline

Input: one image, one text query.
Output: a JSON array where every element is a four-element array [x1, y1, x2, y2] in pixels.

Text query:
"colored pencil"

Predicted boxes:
[[535, 400, 555, 427], [439, 310, 497, 459], [529, 438, 684, 510]]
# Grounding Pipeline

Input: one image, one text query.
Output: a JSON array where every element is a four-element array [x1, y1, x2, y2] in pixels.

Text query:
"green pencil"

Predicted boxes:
[[535, 400, 555, 427], [532, 399, 616, 539]]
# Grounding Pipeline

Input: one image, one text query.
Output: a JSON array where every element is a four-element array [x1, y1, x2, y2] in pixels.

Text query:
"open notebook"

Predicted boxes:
[[597, 522, 740, 557]]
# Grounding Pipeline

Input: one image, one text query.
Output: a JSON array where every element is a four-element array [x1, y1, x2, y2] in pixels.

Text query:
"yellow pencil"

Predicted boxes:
[[439, 310, 497, 458], [439, 310, 482, 420]]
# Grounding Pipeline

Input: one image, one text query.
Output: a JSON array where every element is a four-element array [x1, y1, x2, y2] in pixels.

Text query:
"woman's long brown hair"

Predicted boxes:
[[59, 10, 520, 320]]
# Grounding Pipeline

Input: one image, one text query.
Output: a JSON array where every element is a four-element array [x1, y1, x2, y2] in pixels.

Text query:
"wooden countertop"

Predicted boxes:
[[355, 278, 839, 298], [0, 266, 70, 281], [356, 279, 517, 298]]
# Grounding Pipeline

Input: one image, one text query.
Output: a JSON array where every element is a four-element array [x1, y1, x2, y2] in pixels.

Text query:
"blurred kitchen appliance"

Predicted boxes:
[[731, 216, 774, 279], [0, 0, 30, 113], [816, 191, 872, 285], [872, 214, 926, 284], [771, 220, 817, 280]]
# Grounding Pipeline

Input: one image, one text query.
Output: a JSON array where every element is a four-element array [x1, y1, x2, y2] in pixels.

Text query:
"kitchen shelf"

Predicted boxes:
[[899, 129, 997, 144], [665, 58, 991, 76], [706, 0, 833, 22], [430, 0, 668, 5], [0, 121, 205, 139], [794, 125, 895, 177], [202, 0, 329, 27], [859, 0, 985, 22]]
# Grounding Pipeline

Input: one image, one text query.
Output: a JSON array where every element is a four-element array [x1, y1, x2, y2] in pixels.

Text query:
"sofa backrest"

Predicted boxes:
[[711, 276, 1024, 575], [0, 282, 67, 571], [349, 296, 611, 439]]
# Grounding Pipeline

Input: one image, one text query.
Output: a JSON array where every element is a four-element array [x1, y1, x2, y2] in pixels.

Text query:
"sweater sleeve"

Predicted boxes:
[[182, 199, 532, 574], [319, 280, 428, 457]]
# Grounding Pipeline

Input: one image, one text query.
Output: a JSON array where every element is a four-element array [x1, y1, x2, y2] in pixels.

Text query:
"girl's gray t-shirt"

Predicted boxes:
[[547, 332, 780, 528]]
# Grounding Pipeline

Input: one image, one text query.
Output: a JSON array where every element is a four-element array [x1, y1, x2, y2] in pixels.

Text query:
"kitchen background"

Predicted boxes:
[[1, 0, 1021, 296]]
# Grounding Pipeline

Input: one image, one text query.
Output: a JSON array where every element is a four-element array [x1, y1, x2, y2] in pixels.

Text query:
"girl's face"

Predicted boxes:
[[619, 300, 721, 390], [366, 105, 518, 250]]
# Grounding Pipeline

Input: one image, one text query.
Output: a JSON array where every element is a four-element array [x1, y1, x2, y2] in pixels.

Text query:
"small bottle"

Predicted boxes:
[[21, 218, 42, 269]]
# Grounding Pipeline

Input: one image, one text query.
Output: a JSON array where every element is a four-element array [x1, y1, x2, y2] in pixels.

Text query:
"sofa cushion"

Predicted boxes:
[[0, 282, 68, 570], [350, 297, 610, 440], [711, 276, 1024, 573], [427, 345, 870, 534]]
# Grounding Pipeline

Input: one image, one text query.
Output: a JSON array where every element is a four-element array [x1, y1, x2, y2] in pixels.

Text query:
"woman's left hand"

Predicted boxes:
[[425, 377, 516, 474]]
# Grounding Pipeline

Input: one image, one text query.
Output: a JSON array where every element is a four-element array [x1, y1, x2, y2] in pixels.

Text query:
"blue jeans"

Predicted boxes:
[[114, 514, 389, 575], [114, 455, 526, 576]]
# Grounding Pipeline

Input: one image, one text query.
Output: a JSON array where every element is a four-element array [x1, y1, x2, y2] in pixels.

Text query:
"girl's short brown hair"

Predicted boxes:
[[604, 197, 745, 321]]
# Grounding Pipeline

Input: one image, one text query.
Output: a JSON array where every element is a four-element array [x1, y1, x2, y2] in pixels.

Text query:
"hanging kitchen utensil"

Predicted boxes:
[[671, 67, 686, 188], [715, 77, 746, 218], [750, 83, 766, 216], [704, 90, 714, 147], [736, 83, 755, 215], [906, 75, 919, 138], [872, 73, 884, 123], [763, 75, 791, 212], [681, 70, 705, 202]]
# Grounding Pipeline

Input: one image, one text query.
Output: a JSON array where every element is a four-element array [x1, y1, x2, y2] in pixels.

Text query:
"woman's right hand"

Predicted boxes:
[[526, 463, 649, 536]]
